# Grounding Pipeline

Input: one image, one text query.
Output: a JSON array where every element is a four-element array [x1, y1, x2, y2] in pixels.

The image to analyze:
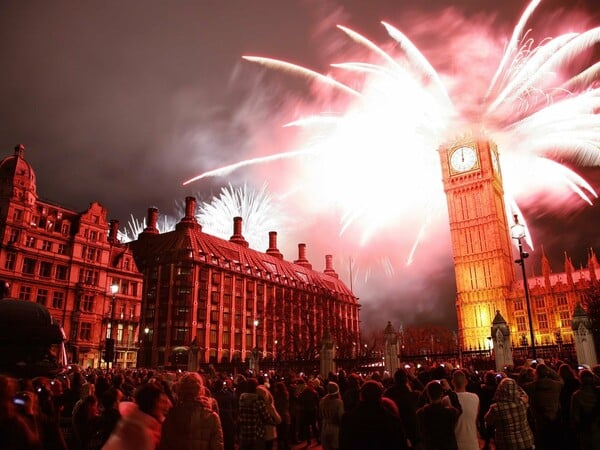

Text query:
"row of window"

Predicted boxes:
[[514, 294, 570, 311], [10, 255, 69, 280], [18, 286, 66, 309], [515, 309, 571, 332], [12, 208, 71, 235]]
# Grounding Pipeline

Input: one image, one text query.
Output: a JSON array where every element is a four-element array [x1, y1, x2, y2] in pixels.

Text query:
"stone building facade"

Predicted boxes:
[[0, 145, 143, 368], [129, 198, 361, 370], [440, 135, 597, 350]]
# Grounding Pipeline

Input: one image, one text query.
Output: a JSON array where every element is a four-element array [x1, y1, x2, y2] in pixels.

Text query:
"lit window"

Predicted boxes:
[[80, 322, 92, 341], [4, 252, 16, 270], [36, 289, 48, 306], [52, 291, 65, 309], [39, 261, 53, 278], [516, 316, 527, 332], [538, 314, 549, 330], [559, 310, 571, 328], [514, 300, 523, 311], [556, 295, 568, 306], [82, 294, 94, 312], [22, 258, 36, 275], [8, 229, 20, 244], [18, 286, 32, 301], [56, 265, 68, 280]]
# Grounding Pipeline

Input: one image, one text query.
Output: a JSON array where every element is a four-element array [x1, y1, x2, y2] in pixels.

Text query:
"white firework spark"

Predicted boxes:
[[184, 0, 600, 265], [197, 183, 283, 251]]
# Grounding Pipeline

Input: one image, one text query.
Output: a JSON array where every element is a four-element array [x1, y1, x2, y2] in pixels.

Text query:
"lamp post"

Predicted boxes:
[[107, 283, 118, 368], [143, 327, 150, 367], [253, 319, 260, 350], [510, 215, 536, 359]]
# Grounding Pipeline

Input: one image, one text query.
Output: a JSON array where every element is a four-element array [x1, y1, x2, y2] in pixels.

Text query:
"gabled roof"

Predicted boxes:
[[129, 216, 355, 299]]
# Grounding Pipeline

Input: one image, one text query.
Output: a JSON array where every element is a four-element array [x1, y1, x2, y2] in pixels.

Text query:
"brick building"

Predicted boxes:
[[0, 145, 143, 368], [129, 198, 361, 370]]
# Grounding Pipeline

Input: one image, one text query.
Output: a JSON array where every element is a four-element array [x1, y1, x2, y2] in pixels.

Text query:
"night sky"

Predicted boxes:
[[1, 0, 599, 332]]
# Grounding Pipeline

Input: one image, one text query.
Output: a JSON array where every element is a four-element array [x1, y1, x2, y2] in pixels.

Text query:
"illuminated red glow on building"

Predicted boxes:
[[129, 197, 361, 369], [0, 145, 143, 367]]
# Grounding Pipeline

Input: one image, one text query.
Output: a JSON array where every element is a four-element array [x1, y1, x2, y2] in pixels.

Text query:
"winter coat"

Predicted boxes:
[[158, 399, 224, 450], [101, 402, 162, 450], [319, 394, 344, 450]]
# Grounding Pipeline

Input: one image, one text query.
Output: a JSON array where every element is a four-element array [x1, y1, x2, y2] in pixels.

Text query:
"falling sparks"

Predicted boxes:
[[184, 0, 600, 267]]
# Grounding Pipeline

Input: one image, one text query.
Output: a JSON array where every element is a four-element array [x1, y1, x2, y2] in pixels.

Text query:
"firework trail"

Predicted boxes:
[[184, 0, 600, 266], [196, 183, 283, 251]]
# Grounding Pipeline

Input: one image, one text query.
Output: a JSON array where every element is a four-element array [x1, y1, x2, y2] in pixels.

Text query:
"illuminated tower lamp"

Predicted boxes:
[[510, 215, 536, 359], [104, 283, 119, 369], [143, 326, 150, 367]]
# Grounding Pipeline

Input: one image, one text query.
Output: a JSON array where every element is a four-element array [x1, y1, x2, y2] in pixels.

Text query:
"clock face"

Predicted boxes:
[[450, 146, 478, 172]]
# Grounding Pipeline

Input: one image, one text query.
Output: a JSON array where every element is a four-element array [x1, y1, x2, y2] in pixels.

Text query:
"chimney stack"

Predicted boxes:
[[294, 243, 312, 269], [324, 254, 338, 278], [142, 207, 159, 235], [229, 217, 249, 247], [266, 231, 283, 259], [176, 196, 201, 231], [108, 219, 120, 243]]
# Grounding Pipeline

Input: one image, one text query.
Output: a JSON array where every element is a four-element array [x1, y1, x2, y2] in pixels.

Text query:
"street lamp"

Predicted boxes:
[[510, 214, 536, 359], [110, 283, 118, 338], [107, 283, 118, 369], [253, 319, 260, 350], [143, 327, 150, 367]]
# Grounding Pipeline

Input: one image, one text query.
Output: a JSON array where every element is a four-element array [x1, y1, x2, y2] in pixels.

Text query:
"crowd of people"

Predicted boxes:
[[1, 359, 599, 450]]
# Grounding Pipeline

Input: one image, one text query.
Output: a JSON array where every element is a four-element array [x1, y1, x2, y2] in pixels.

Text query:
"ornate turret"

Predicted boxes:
[[541, 247, 552, 289], [0, 144, 38, 205], [564, 252, 575, 286]]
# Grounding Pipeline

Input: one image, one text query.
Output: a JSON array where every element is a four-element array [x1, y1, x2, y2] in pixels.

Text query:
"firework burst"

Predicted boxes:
[[184, 0, 600, 266]]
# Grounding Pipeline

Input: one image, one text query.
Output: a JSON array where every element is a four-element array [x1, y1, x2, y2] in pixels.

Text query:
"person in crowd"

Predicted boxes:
[[417, 380, 460, 450], [383, 368, 421, 449], [273, 381, 291, 450], [339, 380, 407, 450], [451, 370, 479, 450], [523, 363, 564, 450], [341, 374, 361, 413], [238, 377, 276, 450], [0, 375, 42, 450], [212, 378, 236, 450], [297, 378, 320, 447], [256, 385, 281, 450], [72, 394, 99, 450], [319, 381, 344, 450], [102, 382, 172, 450], [88, 387, 123, 450], [485, 377, 534, 450], [477, 371, 498, 450], [558, 363, 580, 448], [159, 372, 223, 450], [33, 380, 68, 450], [570, 369, 600, 450]]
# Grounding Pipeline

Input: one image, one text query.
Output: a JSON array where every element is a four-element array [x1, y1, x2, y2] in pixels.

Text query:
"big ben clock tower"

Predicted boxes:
[[439, 135, 516, 350]]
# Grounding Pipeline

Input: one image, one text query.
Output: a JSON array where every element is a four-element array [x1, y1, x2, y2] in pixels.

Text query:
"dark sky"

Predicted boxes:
[[1, 0, 598, 332]]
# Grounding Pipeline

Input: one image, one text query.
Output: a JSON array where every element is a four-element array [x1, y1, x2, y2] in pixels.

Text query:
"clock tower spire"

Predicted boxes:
[[439, 134, 515, 350]]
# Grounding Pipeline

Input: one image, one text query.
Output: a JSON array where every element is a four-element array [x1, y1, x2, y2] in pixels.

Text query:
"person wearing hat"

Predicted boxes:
[[339, 380, 408, 450], [319, 382, 344, 450]]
